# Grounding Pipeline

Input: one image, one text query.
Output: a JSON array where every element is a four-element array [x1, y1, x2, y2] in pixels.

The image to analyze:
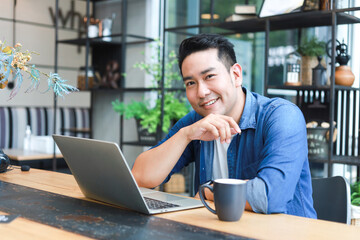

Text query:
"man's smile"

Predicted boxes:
[[201, 97, 220, 107]]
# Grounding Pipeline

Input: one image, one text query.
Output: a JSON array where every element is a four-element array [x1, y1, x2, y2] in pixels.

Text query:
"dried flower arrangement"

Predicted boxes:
[[0, 41, 78, 99]]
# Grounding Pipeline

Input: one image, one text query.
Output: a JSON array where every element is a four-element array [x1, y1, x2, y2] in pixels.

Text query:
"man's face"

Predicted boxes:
[[181, 48, 243, 119]]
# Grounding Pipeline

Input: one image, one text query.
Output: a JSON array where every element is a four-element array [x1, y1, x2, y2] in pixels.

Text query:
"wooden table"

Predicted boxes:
[[3, 148, 64, 170], [3, 149, 63, 161], [1, 169, 360, 240]]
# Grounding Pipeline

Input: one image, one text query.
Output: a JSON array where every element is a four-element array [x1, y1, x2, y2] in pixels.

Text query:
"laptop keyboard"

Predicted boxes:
[[144, 197, 180, 210]]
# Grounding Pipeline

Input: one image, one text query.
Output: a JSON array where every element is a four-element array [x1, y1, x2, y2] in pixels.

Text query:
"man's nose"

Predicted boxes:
[[197, 82, 210, 98]]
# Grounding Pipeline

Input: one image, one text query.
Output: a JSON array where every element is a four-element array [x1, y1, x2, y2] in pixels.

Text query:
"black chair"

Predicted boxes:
[[312, 176, 351, 224]]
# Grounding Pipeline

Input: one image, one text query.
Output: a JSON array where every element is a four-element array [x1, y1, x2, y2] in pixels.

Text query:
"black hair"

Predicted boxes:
[[178, 33, 237, 74]]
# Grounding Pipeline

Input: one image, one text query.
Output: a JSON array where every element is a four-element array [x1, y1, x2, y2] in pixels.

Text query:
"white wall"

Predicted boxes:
[[0, 0, 90, 107]]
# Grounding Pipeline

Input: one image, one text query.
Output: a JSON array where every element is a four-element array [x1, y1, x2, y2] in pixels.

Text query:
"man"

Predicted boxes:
[[132, 33, 316, 218]]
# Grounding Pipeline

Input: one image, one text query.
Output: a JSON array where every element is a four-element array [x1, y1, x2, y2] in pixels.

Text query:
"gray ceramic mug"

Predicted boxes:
[[199, 179, 247, 221]]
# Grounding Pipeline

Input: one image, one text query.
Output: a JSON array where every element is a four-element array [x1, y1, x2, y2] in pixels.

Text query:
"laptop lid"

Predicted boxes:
[[53, 135, 202, 214]]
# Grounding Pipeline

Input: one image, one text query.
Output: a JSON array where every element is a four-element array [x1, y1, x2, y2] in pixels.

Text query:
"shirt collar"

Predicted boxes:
[[239, 87, 257, 130]]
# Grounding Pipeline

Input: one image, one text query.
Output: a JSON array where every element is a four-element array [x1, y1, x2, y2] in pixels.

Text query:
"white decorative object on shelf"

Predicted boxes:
[[23, 125, 32, 150], [30, 136, 61, 154]]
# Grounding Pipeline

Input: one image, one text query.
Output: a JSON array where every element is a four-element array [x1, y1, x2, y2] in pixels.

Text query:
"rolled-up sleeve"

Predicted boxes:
[[247, 177, 268, 213]]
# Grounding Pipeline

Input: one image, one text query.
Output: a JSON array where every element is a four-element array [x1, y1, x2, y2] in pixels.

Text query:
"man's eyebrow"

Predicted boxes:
[[201, 67, 215, 75], [183, 67, 215, 81], [183, 76, 193, 81]]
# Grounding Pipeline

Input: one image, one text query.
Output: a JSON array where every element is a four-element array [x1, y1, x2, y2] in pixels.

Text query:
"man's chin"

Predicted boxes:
[[197, 109, 223, 117]]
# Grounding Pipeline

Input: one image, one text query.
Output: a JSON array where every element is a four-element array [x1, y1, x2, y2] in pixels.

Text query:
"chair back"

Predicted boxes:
[[312, 176, 351, 224]]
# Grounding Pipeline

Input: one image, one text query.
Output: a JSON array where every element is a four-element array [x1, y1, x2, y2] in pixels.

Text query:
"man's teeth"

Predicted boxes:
[[205, 99, 217, 106]]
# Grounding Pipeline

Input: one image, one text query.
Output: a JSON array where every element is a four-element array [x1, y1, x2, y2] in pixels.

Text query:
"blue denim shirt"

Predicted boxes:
[[154, 88, 317, 218]]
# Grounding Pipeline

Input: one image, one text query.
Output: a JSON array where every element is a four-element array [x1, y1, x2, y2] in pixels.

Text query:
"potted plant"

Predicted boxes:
[[351, 181, 360, 225], [0, 41, 77, 98], [297, 37, 326, 85], [112, 40, 190, 144]]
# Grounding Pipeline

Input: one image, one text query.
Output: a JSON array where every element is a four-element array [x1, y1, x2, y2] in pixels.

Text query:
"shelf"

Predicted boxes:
[[267, 85, 360, 91], [308, 155, 360, 166], [332, 155, 360, 165], [58, 34, 154, 47], [166, 11, 360, 35], [87, 87, 185, 93], [88, 87, 159, 93], [218, 11, 360, 34], [58, 37, 122, 46], [334, 85, 360, 90], [267, 85, 330, 91], [165, 21, 262, 35], [308, 157, 329, 164]]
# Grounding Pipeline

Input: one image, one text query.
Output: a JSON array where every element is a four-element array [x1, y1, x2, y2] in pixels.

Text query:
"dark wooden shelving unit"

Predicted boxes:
[[163, 0, 360, 177], [55, 0, 163, 149], [165, 9, 360, 35], [267, 85, 360, 91], [219, 10, 360, 33], [57, 33, 154, 46], [89, 87, 161, 93], [57, 37, 122, 46]]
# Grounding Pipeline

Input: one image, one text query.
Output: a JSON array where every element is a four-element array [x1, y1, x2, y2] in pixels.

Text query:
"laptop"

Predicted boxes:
[[53, 135, 203, 214]]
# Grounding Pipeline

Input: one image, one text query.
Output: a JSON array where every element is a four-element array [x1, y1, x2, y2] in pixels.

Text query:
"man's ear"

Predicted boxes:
[[231, 63, 242, 87]]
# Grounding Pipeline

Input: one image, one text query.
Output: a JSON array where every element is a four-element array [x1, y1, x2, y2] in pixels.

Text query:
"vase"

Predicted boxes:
[[135, 119, 157, 144], [335, 65, 355, 86], [301, 56, 318, 85], [312, 56, 327, 87], [320, 0, 330, 10]]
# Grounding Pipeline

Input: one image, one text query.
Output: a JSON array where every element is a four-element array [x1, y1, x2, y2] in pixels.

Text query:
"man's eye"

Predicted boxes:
[[185, 81, 195, 87], [206, 74, 215, 79]]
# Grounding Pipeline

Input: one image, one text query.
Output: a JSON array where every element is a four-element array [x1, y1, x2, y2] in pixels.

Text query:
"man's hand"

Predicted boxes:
[[183, 114, 241, 143]]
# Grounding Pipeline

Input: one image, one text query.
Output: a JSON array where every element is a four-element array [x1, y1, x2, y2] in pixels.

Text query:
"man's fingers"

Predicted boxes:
[[207, 117, 233, 143], [224, 122, 232, 143], [187, 114, 241, 141], [210, 114, 240, 134], [223, 116, 241, 134], [206, 123, 221, 139], [218, 121, 231, 143], [231, 128, 241, 135]]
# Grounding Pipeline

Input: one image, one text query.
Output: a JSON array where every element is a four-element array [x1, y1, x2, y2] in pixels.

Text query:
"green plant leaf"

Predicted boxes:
[[352, 197, 360, 206], [351, 182, 360, 206], [112, 40, 190, 134], [297, 37, 326, 57]]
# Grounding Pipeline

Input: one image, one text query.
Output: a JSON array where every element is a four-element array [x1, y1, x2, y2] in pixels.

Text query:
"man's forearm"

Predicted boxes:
[[132, 127, 191, 188], [132, 114, 241, 188]]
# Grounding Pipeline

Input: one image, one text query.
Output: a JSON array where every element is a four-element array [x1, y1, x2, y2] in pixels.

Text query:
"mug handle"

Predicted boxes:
[[199, 183, 216, 214]]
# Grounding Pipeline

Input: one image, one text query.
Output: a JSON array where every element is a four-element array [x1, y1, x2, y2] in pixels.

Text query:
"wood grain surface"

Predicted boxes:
[[1, 169, 360, 240]]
